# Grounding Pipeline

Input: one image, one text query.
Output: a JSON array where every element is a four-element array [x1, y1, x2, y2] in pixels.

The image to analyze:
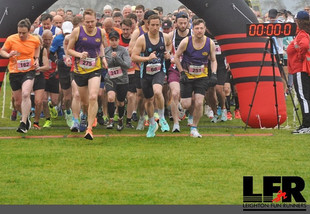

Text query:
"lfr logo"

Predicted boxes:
[[272, 190, 287, 203], [243, 176, 306, 203]]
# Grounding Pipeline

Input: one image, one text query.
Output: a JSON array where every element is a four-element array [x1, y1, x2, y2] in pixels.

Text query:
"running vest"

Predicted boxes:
[[39, 26, 57, 36], [44, 50, 57, 80], [142, 32, 166, 77], [139, 26, 146, 36], [171, 29, 192, 69], [181, 36, 210, 79], [119, 34, 130, 47], [214, 39, 226, 70], [74, 26, 102, 74], [119, 34, 138, 75], [138, 26, 147, 74], [172, 29, 191, 52], [39, 47, 45, 67]]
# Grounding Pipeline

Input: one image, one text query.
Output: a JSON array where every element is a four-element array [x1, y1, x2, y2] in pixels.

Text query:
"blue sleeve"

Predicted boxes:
[[50, 36, 60, 54]]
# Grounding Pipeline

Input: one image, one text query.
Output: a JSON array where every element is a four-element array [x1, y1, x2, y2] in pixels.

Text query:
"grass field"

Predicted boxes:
[[0, 73, 309, 205]]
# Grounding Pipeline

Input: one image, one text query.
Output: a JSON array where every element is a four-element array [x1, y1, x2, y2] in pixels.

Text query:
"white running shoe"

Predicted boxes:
[[204, 105, 214, 118], [172, 123, 180, 132], [190, 128, 202, 138], [136, 117, 145, 130]]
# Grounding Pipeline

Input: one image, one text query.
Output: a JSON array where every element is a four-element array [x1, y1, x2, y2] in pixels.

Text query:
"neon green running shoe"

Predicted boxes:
[[48, 102, 58, 119], [43, 120, 52, 128]]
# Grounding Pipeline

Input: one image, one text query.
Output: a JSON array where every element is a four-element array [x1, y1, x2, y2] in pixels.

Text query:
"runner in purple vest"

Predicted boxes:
[[174, 18, 218, 138], [67, 8, 108, 140]]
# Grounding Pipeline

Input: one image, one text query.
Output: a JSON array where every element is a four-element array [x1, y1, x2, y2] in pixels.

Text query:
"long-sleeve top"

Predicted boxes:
[[287, 30, 310, 75], [105, 45, 131, 84]]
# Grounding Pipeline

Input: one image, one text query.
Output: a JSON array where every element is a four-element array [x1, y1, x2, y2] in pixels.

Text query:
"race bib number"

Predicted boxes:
[[130, 61, 136, 69], [146, 63, 161, 75], [188, 65, 204, 76], [17, 59, 31, 71], [108, 67, 123, 79], [79, 58, 96, 69], [49, 60, 52, 69], [215, 44, 221, 55]]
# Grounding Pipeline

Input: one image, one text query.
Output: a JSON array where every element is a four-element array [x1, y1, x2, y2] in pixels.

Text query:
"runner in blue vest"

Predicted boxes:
[[132, 14, 172, 138]]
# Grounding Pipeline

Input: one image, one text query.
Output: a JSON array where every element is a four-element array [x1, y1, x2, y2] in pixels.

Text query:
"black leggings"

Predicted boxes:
[[293, 72, 310, 127]]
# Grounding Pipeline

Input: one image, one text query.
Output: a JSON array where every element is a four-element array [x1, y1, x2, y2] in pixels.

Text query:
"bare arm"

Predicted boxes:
[[67, 28, 88, 59], [63, 35, 70, 56], [0, 47, 17, 58], [101, 28, 108, 48], [131, 35, 157, 63], [36, 48, 49, 72], [164, 33, 172, 53], [128, 28, 140, 55], [174, 37, 188, 72], [209, 39, 217, 74], [100, 43, 108, 68], [33, 46, 40, 67], [63, 34, 72, 66]]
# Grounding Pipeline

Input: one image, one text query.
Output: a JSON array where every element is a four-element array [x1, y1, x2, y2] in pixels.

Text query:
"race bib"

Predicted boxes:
[[146, 63, 161, 75], [49, 60, 52, 69], [108, 66, 123, 79], [215, 44, 221, 55], [188, 65, 204, 76], [17, 59, 31, 71], [79, 58, 96, 69]]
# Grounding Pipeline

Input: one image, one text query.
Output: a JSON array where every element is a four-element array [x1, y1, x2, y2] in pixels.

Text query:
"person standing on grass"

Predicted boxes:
[[119, 18, 139, 129], [41, 30, 60, 129], [67, 8, 108, 140], [129, 10, 157, 131], [0, 18, 40, 133], [50, 21, 74, 130], [287, 11, 310, 134], [174, 18, 217, 138], [131, 14, 171, 138], [167, 12, 192, 132], [32, 34, 50, 130], [105, 30, 131, 131]]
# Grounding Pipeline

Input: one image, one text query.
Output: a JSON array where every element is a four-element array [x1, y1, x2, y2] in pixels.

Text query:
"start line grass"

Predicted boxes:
[[0, 117, 309, 204], [0, 75, 309, 204]]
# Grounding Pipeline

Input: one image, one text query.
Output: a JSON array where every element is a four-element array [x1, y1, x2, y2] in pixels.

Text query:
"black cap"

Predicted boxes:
[[144, 10, 157, 20], [162, 19, 172, 29], [278, 9, 286, 15], [268, 9, 278, 18], [175, 12, 188, 20], [109, 30, 120, 39]]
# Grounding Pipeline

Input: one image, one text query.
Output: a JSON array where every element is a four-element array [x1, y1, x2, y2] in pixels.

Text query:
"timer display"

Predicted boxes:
[[246, 23, 297, 37]]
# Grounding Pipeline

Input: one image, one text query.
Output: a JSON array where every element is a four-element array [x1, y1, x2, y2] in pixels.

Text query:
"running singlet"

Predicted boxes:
[[173, 29, 191, 52], [39, 26, 57, 36], [119, 34, 138, 75], [171, 29, 191, 69], [181, 36, 210, 79], [142, 32, 166, 76], [74, 26, 102, 74], [139, 26, 146, 36], [3, 34, 40, 73], [44, 52, 57, 80]]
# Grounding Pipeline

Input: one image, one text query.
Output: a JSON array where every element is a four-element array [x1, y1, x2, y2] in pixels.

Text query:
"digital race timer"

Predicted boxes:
[[246, 23, 297, 37]]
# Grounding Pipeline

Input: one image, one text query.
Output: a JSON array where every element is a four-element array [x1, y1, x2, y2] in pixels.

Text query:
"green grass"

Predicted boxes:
[[0, 74, 309, 204]]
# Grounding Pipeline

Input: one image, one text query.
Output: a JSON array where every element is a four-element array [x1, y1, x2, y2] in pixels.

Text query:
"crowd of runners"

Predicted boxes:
[[1, 3, 310, 139]]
